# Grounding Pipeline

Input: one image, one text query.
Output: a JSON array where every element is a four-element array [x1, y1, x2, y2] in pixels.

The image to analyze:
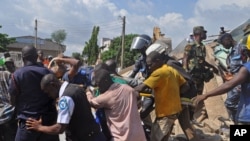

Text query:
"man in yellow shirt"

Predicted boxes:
[[135, 51, 187, 141]]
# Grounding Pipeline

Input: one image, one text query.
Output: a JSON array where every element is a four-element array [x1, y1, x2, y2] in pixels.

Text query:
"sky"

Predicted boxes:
[[0, 0, 250, 56]]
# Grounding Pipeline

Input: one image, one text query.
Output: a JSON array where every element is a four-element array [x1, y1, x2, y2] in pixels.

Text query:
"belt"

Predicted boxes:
[[17, 119, 27, 127]]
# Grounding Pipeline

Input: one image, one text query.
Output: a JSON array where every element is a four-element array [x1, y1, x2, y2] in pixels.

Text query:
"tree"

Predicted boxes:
[[101, 34, 138, 68], [51, 29, 67, 44], [72, 52, 82, 61], [82, 26, 99, 65], [51, 29, 67, 55], [0, 25, 16, 52]]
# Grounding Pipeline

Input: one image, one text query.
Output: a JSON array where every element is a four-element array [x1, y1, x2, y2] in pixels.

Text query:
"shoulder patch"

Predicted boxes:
[[185, 45, 192, 51], [59, 98, 68, 110]]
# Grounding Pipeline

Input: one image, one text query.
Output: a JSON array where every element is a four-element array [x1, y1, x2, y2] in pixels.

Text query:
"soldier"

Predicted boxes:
[[183, 26, 218, 124], [183, 26, 218, 95]]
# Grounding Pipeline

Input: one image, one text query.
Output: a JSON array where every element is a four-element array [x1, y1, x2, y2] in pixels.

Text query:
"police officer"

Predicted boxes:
[[218, 33, 248, 122], [129, 34, 152, 78], [129, 34, 154, 127], [9, 45, 59, 141]]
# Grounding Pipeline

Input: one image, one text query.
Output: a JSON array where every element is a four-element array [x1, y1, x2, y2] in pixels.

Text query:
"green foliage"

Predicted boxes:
[[72, 52, 82, 60], [0, 25, 16, 52], [82, 26, 100, 65], [51, 29, 67, 44], [101, 34, 139, 68]]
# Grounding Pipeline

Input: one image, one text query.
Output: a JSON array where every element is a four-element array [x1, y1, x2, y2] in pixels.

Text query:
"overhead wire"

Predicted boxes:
[[1, 19, 124, 55], [39, 20, 122, 54]]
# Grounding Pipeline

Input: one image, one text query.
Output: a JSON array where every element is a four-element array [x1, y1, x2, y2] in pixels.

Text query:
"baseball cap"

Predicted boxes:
[[193, 26, 207, 34]]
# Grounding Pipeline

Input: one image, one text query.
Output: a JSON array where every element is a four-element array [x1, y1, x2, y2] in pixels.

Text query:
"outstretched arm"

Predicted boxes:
[[193, 66, 248, 106]]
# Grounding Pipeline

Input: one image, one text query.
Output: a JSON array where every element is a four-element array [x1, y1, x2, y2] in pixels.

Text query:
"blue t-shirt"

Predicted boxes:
[[236, 62, 250, 123]]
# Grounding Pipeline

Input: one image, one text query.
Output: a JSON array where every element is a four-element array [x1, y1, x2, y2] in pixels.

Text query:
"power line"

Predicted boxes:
[[37, 19, 122, 29], [37, 20, 122, 35]]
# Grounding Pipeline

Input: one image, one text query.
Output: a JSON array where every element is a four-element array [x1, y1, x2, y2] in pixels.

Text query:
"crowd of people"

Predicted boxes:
[[0, 23, 250, 141]]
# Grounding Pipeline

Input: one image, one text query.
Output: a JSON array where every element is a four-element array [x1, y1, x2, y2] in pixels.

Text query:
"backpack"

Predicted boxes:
[[166, 57, 197, 99]]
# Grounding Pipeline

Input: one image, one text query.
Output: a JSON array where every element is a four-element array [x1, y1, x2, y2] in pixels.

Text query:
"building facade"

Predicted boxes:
[[100, 37, 112, 52], [7, 36, 66, 68]]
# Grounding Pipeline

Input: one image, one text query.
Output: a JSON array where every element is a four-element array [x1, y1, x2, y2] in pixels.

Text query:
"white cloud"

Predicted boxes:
[[196, 0, 250, 11], [1, 0, 250, 56], [191, 0, 250, 34], [64, 43, 84, 56], [128, 0, 154, 14]]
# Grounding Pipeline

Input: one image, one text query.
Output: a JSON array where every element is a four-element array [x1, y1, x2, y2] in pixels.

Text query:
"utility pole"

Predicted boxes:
[[121, 16, 125, 69], [35, 19, 37, 48]]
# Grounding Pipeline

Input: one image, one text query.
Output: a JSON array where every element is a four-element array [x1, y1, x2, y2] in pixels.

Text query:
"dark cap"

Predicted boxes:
[[22, 45, 38, 58], [193, 26, 207, 34], [243, 23, 250, 35]]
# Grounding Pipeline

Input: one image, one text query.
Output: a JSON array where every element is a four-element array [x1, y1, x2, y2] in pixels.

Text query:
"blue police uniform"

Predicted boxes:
[[236, 62, 250, 124], [129, 55, 149, 78], [225, 43, 247, 122], [9, 62, 59, 141]]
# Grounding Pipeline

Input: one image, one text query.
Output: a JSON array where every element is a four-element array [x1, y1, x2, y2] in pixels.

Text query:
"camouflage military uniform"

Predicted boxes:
[[184, 42, 207, 95]]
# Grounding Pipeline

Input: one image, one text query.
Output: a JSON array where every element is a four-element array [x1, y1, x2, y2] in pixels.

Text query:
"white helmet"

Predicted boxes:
[[146, 40, 169, 55]]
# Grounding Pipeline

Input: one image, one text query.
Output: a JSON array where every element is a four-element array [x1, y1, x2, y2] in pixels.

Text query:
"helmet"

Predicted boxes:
[[130, 34, 152, 50], [146, 43, 165, 55], [146, 40, 170, 55]]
